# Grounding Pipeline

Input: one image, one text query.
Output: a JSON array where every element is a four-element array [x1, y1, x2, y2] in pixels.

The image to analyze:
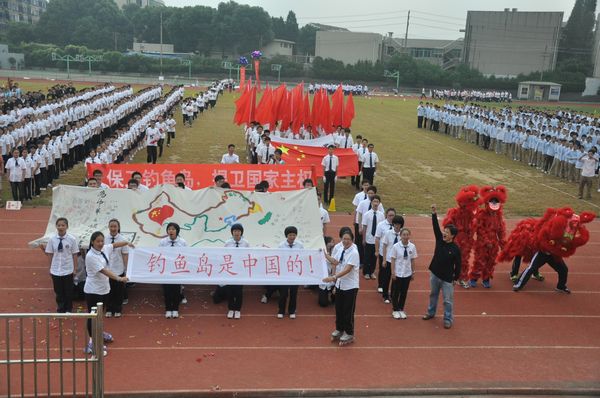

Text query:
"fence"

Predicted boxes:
[[1, 303, 105, 397]]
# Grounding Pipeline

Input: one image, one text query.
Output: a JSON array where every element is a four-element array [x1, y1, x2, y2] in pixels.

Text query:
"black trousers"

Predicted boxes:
[[52, 274, 74, 313], [86, 293, 107, 337], [352, 162, 362, 188], [417, 116, 423, 128], [362, 167, 375, 185], [23, 178, 32, 200], [354, 223, 364, 265], [212, 285, 228, 304], [378, 258, 392, 299], [158, 139, 164, 157], [391, 276, 412, 311], [511, 256, 543, 278], [363, 243, 376, 276], [10, 181, 23, 201], [107, 273, 126, 313], [323, 170, 336, 203], [47, 165, 54, 185], [335, 288, 358, 335], [227, 285, 243, 311], [318, 287, 334, 307], [147, 146, 157, 164], [278, 286, 298, 315], [514, 252, 568, 290], [162, 284, 181, 311], [33, 173, 41, 196], [167, 131, 175, 145]]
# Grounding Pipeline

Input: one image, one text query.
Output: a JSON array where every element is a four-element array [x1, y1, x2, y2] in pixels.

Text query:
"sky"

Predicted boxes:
[[163, 0, 579, 40]]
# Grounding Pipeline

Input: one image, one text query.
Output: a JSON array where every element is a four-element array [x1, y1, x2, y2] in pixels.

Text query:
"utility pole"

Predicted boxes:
[[404, 10, 410, 53], [159, 12, 163, 77], [540, 45, 549, 81]]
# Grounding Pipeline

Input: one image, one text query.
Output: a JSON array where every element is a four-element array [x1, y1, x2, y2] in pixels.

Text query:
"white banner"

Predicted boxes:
[[29, 185, 325, 250], [270, 134, 337, 148], [127, 247, 327, 285]]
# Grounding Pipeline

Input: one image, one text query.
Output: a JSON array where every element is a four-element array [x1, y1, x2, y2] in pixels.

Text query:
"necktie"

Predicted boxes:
[[403, 246, 409, 258], [393, 234, 398, 244], [235, 241, 239, 247], [364, 193, 367, 200], [57, 237, 64, 251], [171, 240, 175, 247], [100, 251, 109, 265], [265, 147, 269, 161], [369, 153, 373, 168], [368, 202, 372, 211], [388, 223, 393, 230], [329, 155, 332, 171], [339, 249, 345, 263], [111, 236, 115, 244], [371, 212, 377, 236], [344, 137, 348, 148], [289, 243, 293, 248]]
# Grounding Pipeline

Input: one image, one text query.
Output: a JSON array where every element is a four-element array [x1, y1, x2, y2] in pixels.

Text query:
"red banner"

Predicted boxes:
[[86, 164, 317, 191], [239, 66, 246, 92], [254, 59, 261, 91], [272, 143, 358, 177]]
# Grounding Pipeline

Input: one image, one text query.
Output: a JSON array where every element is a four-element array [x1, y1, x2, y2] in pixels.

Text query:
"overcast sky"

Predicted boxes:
[[163, 0, 580, 39]]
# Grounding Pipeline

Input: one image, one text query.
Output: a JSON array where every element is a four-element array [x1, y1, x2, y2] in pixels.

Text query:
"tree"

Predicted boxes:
[[6, 22, 35, 45], [271, 16, 286, 39], [284, 11, 299, 42], [296, 24, 317, 56], [557, 0, 597, 75]]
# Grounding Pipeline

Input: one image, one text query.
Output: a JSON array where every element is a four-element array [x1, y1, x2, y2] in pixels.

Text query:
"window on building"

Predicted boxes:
[[387, 46, 395, 55], [410, 48, 432, 58], [520, 86, 529, 96]]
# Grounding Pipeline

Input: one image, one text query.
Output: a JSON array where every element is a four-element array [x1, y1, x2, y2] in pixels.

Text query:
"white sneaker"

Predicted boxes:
[[364, 274, 370, 280], [377, 287, 383, 293], [260, 295, 268, 304], [277, 313, 284, 319], [105, 312, 113, 318], [289, 313, 296, 319], [114, 312, 122, 318], [181, 297, 188, 304], [122, 299, 129, 305], [399, 311, 407, 319], [384, 299, 390, 304], [392, 311, 401, 319], [172, 311, 179, 318], [227, 310, 234, 319], [234, 311, 241, 319], [165, 311, 172, 319]]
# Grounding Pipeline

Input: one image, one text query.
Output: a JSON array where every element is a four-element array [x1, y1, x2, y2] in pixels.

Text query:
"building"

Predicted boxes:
[[384, 37, 463, 69], [315, 31, 382, 64], [261, 39, 294, 58], [462, 9, 563, 77], [517, 81, 561, 101], [0, 43, 24, 69], [114, 0, 164, 9], [583, 13, 600, 96], [0, 0, 47, 30], [133, 42, 174, 54]]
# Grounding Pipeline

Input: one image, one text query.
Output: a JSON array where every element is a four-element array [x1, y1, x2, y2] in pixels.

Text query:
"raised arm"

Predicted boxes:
[[431, 204, 443, 242]]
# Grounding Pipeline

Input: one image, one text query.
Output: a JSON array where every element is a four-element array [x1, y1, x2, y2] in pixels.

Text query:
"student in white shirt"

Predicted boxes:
[[91, 169, 109, 189], [352, 180, 371, 263], [145, 122, 160, 164], [381, 216, 406, 304], [221, 144, 240, 164], [258, 136, 275, 164], [105, 219, 129, 318], [317, 192, 330, 235], [21, 147, 33, 201], [374, 208, 398, 301], [321, 145, 339, 204], [578, 149, 598, 200], [175, 173, 193, 190], [40, 217, 80, 313], [322, 228, 360, 346], [166, 114, 176, 147], [224, 223, 249, 319], [131, 171, 149, 191], [159, 222, 187, 319], [318, 236, 336, 307], [389, 228, 418, 319], [361, 143, 379, 184], [5, 148, 25, 201], [361, 195, 384, 280], [277, 226, 304, 319], [84, 230, 132, 356]]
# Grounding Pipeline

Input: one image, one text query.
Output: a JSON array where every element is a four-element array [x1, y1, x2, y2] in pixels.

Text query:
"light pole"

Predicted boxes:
[[384, 69, 400, 91], [271, 63, 282, 83]]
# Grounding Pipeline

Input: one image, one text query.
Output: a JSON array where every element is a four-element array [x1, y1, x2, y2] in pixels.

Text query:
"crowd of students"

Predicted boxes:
[[417, 102, 600, 199], [429, 89, 512, 102], [308, 83, 369, 96]]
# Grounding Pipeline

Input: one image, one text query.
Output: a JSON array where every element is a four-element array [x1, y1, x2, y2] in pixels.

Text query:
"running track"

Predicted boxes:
[[1, 208, 599, 396]]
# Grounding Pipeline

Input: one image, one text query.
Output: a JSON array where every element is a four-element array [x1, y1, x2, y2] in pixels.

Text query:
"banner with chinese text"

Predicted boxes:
[[29, 185, 324, 250], [86, 164, 316, 191], [127, 247, 327, 285]]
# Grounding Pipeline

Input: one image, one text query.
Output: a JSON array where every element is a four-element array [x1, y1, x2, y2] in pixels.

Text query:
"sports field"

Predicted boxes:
[[4, 79, 599, 217]]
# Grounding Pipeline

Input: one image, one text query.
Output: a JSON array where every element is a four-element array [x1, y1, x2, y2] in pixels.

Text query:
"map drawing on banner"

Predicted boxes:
[[29, 185, 324, 250]]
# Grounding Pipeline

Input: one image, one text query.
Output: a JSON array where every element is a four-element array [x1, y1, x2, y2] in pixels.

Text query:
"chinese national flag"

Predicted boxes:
[[274, 142, 358, 177]]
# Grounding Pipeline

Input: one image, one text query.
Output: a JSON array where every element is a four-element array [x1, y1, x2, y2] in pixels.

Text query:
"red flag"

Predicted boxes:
[[273, 142, 358, 177], [330, 84, 344, 128], [342, 92, 355, 128], [241, 85, 257, 124], [311, 89, 321, 130], [303, 93, 311, 133], [279, 91, 292, 132], [320, 90, 333, 134], [254, 59, 261, 91], [239, 66, 246, 92], [233, 84, 251, 125], [255, 85, 273, 127], [291, 83, 304, 133]]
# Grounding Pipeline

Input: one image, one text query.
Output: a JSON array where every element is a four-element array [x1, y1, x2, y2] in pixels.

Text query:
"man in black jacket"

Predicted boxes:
[[422, 204, 461, 329]]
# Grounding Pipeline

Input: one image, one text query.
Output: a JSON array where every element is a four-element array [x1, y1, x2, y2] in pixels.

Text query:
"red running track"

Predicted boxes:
[[1, 208, 599, 396]]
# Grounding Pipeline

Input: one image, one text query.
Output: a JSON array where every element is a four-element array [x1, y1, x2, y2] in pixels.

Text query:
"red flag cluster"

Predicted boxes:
[[234, 83, 355, 134]]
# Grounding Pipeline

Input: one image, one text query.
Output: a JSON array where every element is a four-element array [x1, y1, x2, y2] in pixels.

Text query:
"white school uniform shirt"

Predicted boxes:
[[6, 157, 25, 182], [84, 244, 115, 295], [320, 206, 330, 226], [361, 151, 379, 169], [352, 191, 369, 208], [23, 155, 33, 179], [45, 233, 79, 276], [337, 134, 353, 149], [159, 236, 188, 248], [278, 239, 304, 249], [224, 238, 250, 248], [390, 241, 418, 278], [221, 153, 240, 164], [381, 229, 401, 262], [362, 209, 385, 244], [355, 198, 385, 224], [137, 184, 150, 191], [374, 219, 393, 254], [321, 154, 339, 172], [145, 127, 160, 146], [331, 244, 360, 291], [106, 233, 129, 275]]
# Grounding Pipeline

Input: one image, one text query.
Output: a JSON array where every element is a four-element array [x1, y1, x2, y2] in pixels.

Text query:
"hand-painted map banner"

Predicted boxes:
[[29, 185, 324, 250], [86, 164, 316, 191], [127, 247, 327, 285]]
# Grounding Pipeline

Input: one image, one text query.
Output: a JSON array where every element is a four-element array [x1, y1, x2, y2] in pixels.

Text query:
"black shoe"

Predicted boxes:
[[422, 314, 434, 320], [555, 287, 571, 294]]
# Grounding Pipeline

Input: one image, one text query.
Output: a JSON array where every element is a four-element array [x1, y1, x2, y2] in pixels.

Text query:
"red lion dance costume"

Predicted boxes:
[[499, 207, 595, 293], [469, 185, 507, 288], [443, 185, 480, 288]]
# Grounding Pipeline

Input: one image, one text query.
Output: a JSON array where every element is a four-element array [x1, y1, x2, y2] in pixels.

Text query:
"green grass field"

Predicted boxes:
[[3, 80, 600, 217]]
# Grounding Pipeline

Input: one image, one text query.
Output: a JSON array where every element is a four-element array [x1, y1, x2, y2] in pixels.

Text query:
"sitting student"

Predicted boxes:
[[318, 236, 336, 307], [277, 226, 304, 319], [224, 223, 250, 319], [92, 169, 109, 189], [86, 177, 99, 188]]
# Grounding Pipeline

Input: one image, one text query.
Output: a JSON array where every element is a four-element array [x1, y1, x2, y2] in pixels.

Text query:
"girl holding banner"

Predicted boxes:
[[159, 222, 187, 319]]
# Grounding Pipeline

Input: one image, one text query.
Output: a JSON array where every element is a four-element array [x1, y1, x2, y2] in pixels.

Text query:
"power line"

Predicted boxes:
[[297, 9, 408, 20]]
